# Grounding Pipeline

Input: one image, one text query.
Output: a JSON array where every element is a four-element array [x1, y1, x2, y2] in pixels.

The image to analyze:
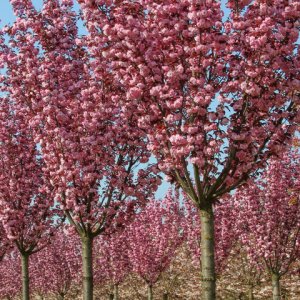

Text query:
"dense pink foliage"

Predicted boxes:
[[31, 229, 81, 298], [77, 0, 299, 205], [0, 92, 56, 255], [233, 150, 300, 276], [0, 1, 299, 298], [0, 224, 10, 261], [127, 192, 185, 286], [0, 0, 160, 239], [0, 251, 21, 299], [226, 0, 252, 10], [95, 231, 131, 286]]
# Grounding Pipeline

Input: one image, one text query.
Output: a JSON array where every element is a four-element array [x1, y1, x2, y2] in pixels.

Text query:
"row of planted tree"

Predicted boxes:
[[0, 0, 299, 300], [1, 150, 300, 300], [2, 240, 300, 300]]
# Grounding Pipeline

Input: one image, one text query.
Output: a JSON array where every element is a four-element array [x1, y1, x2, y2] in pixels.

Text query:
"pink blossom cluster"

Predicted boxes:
[[31, 229, 82, 298], [95, 230, 130, 286], [233, 150, 300, 276], [0, 0, 160, 240], [77, 0, 300, 200], [126, 191, 185, 286], [0, 224, 10, 261], [0, 0, 299, 298], [0, 251, 21, 299], [0, 92, 56, 254]]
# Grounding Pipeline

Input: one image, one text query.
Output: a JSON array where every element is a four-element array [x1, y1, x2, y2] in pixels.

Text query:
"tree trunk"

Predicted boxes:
[[163, 292, 169, 300], [57, 294, 64, 300], [248, 285, 254, 300], [113, 284, 119, 300], [82, 235, 94, 300], [148, 284, 153, 300], [271, 273, 281, 300], [109, 295, 113, 300], [21, 253, 30, 300], [200, 204, 216, 300]]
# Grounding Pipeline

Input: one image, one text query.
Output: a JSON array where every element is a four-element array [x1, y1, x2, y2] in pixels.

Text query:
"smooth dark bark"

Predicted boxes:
[[82, 235, 94, 300], [271, 273, 281, 300], [200, 204, 216, 300], [248, 286, 254, 300], [113, 284, 119, 300], [21, 253, 30, 300], [57, 294, 64, 300], [109, 294, 114, 300], [148, 284, 153, 300]]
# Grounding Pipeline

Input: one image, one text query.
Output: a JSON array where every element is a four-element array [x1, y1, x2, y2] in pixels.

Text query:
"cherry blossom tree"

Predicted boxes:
[[80, 244, 300, 299], [77, 1, 300, 298], [31, 228, 81, 300], [218, 245, 265, 300], [127, 192, 185, 300], [233, 150, 300, 300], [95, 231, 131, 300], [0, 250, 21, 300], [0, 1, 160, 299], [1, 1, 299, 299], [0, 90, 57, 300]]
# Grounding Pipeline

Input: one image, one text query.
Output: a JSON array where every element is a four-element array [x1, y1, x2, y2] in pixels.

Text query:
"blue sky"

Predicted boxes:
[[0, 0, 42, 25], [0, 0, 230, 27], [0, 0, 82, 26]]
